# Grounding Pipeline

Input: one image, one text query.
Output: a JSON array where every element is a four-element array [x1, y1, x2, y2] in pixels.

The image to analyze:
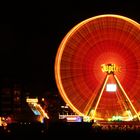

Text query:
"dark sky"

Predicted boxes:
[[0, 1, 140, 96]]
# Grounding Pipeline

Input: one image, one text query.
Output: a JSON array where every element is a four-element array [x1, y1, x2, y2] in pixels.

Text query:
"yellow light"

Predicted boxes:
[[92, 75, 109, 119], [26, 98, 38, 103], [101, 64, 121, 74], [36, 104, 49, 119], [114, 75, 140, 120], [126, 110, 133, 120]]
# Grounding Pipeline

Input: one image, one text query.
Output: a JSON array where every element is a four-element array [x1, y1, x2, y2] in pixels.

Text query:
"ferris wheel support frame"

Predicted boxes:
[[88, 72, 140, 121], [114, 75, 140, 120]]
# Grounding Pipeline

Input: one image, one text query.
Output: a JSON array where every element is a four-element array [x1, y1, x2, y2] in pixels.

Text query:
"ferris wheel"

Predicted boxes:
[[55, 14, 140, 121]]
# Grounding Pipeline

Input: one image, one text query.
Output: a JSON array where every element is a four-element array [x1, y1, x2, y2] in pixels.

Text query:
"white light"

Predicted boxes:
[[66, 117, 77, 121], [106, 84, 117, 92]]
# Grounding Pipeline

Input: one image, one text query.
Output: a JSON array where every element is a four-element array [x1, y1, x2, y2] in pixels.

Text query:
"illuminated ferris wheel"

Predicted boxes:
[[55, 14, 140, 121]]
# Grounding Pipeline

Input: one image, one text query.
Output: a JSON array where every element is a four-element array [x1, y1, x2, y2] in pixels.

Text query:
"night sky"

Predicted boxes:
[[0, 1, 139, 96]]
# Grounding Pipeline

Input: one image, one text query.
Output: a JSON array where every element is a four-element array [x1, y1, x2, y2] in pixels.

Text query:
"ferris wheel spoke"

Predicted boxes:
[[55, 14, 140, 120]]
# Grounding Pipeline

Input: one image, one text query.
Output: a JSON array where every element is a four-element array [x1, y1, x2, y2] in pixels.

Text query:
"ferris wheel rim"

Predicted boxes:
[[55, 14, 140, 120]]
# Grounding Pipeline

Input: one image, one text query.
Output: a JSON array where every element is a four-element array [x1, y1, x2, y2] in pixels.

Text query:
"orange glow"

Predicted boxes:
[[55, 37, 84, 116], [55, 14, 140, 120], [114, 75, 140, 120], [92, 75, 109, 119], [36, 104, 49, 119], [26, 98, 38, 103], [27, 102, 49, 119], [101, 64, 121, 74]]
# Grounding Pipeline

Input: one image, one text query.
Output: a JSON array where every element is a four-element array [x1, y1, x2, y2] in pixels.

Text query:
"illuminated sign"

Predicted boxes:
[[26, 98, 38, 103], [101, 64, 121, 74], [59, 115, 83, 122], [106, 84, 117, 92]]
